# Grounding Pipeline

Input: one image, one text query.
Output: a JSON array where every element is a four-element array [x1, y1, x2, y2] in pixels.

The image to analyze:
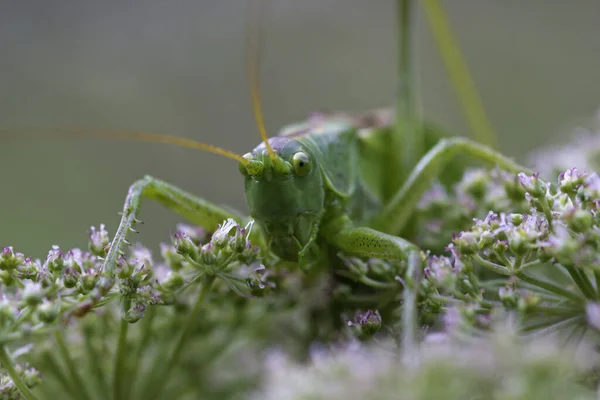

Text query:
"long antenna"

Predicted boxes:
[[1, 128, 249, 165], [245, 0, 276, 159]]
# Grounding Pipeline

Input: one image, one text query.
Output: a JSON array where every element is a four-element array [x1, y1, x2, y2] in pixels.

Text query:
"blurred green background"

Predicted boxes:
[[1, 0, 599, 256]]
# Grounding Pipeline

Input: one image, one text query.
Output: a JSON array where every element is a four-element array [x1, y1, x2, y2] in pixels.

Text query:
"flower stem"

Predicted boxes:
[[113, 302, 131, 400], [41, 351, 78, 399], [83, 323, 109, 399], [143, 277, 215, 400], [54, 330, 93, 400], [563, 265, 596, 299], [474, 255, 512, 275], [401, 251, 421, 366], [517, 272, 584, 303], [0, 346, 38, 400]]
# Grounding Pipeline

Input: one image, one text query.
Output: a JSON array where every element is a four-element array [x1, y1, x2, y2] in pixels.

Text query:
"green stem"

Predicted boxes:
[[83, 324, 109, 399], [54, 331, 93, 400], [113, 302, 131, 400], [144, 277, 215, 400], [473, 255, 512, 275], [401, 251, 421, 365], [533, 305, 583, 316], [522, 315, 584, 338], [41, 351, 77, 399], [517, 259, 542, 271], [512, 253, 524, 271], [0, 327, 53, 346], [396, 0, 420, 175], [517, 272, 584, 303], [360, 275, 401, 290], [0, 346, 38, 400], [563, 265, 595, 299], [128, 307, 156, 397]]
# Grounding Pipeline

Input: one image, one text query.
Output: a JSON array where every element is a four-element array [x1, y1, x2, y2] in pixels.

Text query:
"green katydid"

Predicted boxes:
[[97, 0, 530, 275], [6, 0, 531, 340]]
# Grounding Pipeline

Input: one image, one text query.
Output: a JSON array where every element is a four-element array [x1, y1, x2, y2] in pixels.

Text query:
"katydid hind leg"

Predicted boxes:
[[323, 214, 420, 261], [102, 175, 254, 277], [371, 136, 533, 235]]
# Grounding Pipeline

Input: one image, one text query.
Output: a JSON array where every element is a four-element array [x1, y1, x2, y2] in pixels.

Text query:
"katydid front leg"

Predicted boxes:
[[102, 175, 256, 277], [371, 136, 534, 235]]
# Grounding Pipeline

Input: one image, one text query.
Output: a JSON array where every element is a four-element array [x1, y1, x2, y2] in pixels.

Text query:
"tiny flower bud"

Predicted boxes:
[[498, 286, 518, 309], [124, 304, 145, 323], [493, 240, 509, 254], [230, 226, 248, 253], [22, 367, 42, 388], [0, 298, 17, 326], [509, 213, 523, 226], [565, 208, 593, 233], [460, 170, 489, 200], [211, 219, 238, 249], [453, 232, 478, 255], [425, 256, 457, 290], [160, 243, 184, 271], [44, 246, 64, 274], [64, 249, 83, 273], [0, 247, 24, 271], [558, 167, 584, 194], [22, 283, 44, 307], [81, 270, 99, 293], [198, 243, 217, 265], [354, 309, 382, 338], [37, 300, 60, 323], [89, 224, 110, 257], [71, 299, 94, 318], [246, 264, 275, 296], [63, 267, 79, 288], [517, 292, 540, 313], [117, 258, 134, 279], [478, 231, 495, 249], [175, 223, 209, 245], [518, 172, 546, 199], [172, 232, 198, 259], [97, 276, 115, 296], [162, 272, 185, 291], [16, 257, 39, 281]]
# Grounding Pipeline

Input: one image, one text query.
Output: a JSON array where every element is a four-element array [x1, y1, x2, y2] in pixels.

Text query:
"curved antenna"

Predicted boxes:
[[245, 0, 276, 159], [0, 128, 249, 165]]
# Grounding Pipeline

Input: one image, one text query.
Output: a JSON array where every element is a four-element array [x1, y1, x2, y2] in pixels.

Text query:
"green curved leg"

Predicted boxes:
[[102, 175, 252, 278], [371, 136, 533, 235]]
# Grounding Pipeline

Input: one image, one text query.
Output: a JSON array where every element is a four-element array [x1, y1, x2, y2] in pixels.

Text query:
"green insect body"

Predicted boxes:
[[238, 111, 526, 271]]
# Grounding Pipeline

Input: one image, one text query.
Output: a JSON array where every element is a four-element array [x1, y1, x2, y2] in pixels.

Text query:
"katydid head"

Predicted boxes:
[[239, 136, 324, 261]]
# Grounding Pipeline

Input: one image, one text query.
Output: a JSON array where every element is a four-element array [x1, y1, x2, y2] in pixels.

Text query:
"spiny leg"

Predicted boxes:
[[370, 136, 534, 235], [102, 175, 253, 278]]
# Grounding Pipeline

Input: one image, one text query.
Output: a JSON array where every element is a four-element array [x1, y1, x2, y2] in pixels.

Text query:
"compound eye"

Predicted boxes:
[[238, 153, 253, 177], [292, 152, 311, 176]]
